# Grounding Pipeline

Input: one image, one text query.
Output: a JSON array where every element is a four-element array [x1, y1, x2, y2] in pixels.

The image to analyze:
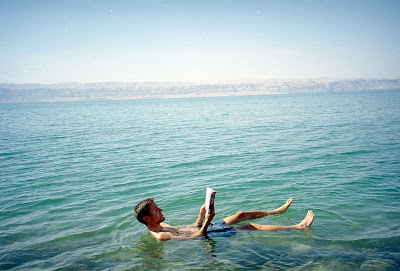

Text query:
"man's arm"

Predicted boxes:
[[150, 207, 215, 241], [194, 204, 206, 227], [196, 207, 215, 235], [149, 230, 174, 241]]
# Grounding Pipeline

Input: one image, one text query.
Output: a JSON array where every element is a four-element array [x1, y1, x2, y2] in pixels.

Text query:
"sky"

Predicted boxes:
[[0, 0, 399, 84]]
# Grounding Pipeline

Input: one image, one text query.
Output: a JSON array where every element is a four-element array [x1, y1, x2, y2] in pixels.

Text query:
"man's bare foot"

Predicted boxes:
[[294, 210, 314, 229], [274, 198, 293, 214]]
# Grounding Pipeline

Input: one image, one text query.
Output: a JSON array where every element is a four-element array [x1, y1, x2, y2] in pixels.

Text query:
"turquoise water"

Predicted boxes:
[[1, 91, 400, 270]]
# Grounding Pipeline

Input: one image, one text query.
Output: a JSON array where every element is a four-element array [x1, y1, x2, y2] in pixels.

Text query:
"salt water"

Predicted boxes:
[[1, 90, 399, 270]]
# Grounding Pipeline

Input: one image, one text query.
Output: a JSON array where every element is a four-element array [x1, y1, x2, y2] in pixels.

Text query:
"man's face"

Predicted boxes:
[[147, 201, 165, 223]]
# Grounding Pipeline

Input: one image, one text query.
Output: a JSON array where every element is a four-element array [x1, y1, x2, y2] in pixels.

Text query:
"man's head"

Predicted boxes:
[[134, 198, 165, 225]]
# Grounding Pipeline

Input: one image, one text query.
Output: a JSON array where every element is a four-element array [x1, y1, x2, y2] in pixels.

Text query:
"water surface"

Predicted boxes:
[[1, 90, 400, 270]]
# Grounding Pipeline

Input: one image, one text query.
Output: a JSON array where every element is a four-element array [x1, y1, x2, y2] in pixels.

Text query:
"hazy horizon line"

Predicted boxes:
[[2, 76, 400, 86]]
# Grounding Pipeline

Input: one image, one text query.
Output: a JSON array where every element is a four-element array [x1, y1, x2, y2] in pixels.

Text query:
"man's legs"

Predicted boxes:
[[236, 210, 314, 231], [222, 198, 293, 225]]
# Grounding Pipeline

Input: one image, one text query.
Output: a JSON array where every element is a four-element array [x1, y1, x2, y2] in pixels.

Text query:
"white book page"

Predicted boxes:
[[205, 187, 216, 214]]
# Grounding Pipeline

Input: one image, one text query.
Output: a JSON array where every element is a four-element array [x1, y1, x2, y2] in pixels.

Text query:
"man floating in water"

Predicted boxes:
[[134, 197, 314, 241]]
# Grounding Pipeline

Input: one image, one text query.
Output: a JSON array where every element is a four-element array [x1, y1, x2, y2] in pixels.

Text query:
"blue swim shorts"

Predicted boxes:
[[207, 219, 236, 235]]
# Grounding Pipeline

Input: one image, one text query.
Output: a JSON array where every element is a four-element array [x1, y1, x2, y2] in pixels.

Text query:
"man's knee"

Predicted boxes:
[[235, 211, 246, 219]]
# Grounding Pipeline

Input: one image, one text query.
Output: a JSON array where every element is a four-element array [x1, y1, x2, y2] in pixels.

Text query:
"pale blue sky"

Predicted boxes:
[[1, 0, 399, 83]]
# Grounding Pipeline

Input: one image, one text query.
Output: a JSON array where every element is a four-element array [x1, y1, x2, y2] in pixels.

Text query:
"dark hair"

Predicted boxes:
[[134, 198, 154, 225]]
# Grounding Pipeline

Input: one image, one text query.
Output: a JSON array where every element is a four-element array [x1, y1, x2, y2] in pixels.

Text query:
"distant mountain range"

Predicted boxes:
[[1, 78, 399, 103]]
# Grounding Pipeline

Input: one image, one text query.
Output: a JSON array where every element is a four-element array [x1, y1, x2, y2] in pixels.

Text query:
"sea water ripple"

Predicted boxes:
[[0, 90, 400, 270]]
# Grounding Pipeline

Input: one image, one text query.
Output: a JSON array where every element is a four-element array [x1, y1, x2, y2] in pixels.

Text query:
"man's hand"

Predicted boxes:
[[205, 204, 215, 222], [197, 204, 215, 235]]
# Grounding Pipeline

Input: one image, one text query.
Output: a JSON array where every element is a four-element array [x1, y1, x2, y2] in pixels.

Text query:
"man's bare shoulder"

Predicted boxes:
[[148, 224, 181, 241], [149, 229, 173, 241]]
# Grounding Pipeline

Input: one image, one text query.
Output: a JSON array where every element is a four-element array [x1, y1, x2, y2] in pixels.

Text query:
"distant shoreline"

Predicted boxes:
[[1, 78, 399, 103]]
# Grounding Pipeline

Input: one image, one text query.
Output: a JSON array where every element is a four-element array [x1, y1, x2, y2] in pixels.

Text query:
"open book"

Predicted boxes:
[[205, 187, 216, 215]]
